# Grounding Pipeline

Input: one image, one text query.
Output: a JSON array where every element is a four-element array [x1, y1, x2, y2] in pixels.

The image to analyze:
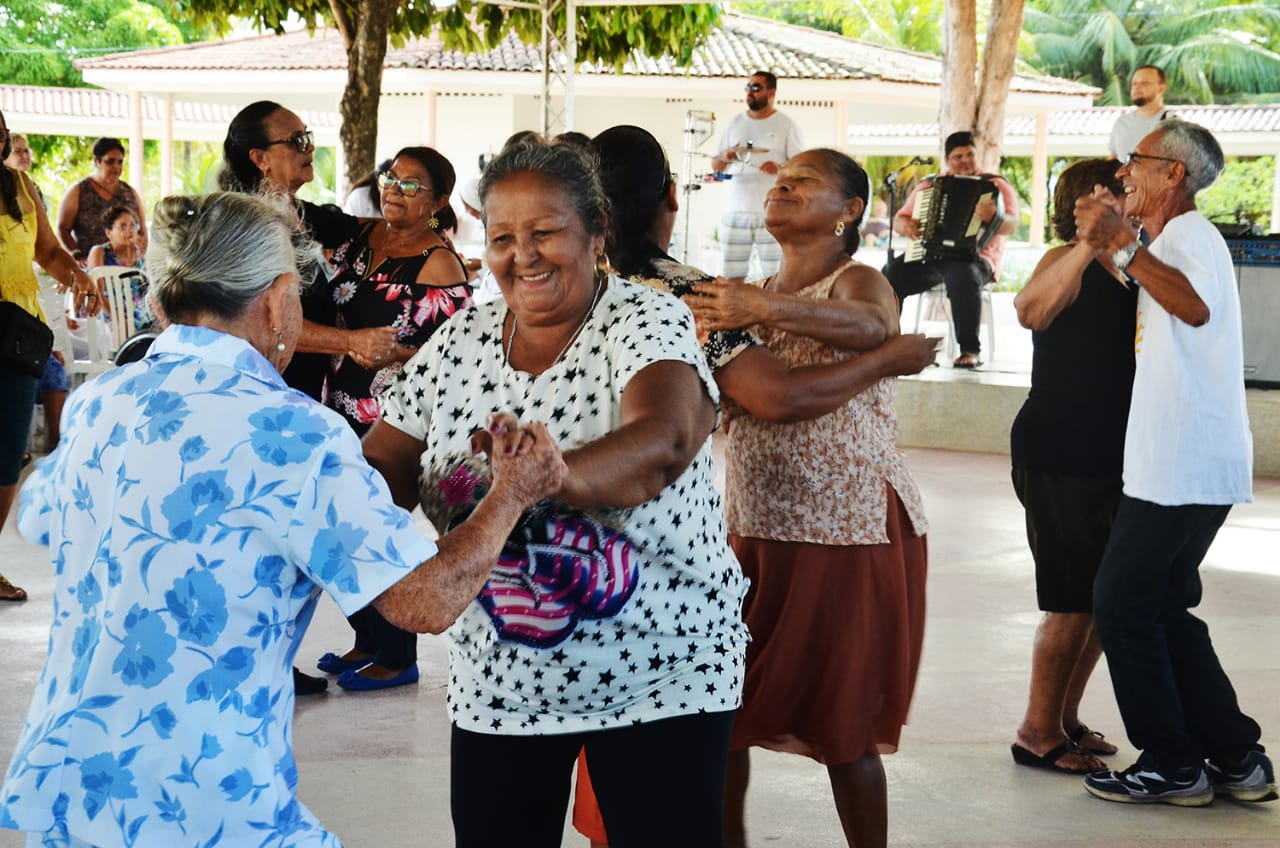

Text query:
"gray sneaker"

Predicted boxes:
[[1207, 751, 1278, 802]]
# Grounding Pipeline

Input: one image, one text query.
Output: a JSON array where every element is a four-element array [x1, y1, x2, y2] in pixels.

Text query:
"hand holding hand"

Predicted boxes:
[[1075, 185, 1134, 253], [347, 326, 400, 370], [480, 414, 568, 506]]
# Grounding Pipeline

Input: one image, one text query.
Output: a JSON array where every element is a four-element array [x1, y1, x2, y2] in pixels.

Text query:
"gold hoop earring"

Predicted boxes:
[[595, 253, 611, 280], [834, 221, 846, 237]]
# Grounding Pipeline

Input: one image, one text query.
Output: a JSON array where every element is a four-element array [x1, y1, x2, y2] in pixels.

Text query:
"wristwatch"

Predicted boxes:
[[1111, 239, 1140, 272]]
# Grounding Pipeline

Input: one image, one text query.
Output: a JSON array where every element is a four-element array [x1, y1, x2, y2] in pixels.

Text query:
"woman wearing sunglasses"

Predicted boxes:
[[315, 147, 472, 691], [219, 100, 392, 697], [56, 137, 146, 260]]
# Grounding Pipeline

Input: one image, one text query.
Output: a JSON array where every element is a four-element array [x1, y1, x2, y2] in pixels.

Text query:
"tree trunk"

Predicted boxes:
[[333, 0, 398, 189], [975, 0, 1026, 171], [940, 0, 978, 156]]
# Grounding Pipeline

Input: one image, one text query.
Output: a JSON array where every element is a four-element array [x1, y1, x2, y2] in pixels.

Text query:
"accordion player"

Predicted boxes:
[[901, 175, 1003, 264]]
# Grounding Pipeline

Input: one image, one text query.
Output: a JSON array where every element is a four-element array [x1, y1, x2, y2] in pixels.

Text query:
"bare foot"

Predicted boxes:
[[0, 572, 27, 602], [1069, 724, 1119, 756]]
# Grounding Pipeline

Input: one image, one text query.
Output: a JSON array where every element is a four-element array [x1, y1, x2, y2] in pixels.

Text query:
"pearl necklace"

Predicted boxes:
[[505, 277, 604, 367]]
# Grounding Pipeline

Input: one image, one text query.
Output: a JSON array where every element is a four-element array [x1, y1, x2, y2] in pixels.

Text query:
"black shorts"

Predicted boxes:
[[1011, 467, 1123, 613]]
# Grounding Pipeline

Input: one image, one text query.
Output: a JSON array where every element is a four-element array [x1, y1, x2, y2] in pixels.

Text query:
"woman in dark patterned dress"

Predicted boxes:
[[56, 138, 146, 259], [316, 146, 472, 691]]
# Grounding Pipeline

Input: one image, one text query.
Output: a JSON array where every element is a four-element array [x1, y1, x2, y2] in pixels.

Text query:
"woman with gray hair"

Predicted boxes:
[[0, 191, 567, 847], [363, 137, 747, 847]]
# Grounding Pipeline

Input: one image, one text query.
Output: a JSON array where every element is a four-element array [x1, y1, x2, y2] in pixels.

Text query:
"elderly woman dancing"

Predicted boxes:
[[0, 191, 566, 847], [362, 138, 748, 848], [688, 149, 929, 848], [1008, 159, 1135, 775]]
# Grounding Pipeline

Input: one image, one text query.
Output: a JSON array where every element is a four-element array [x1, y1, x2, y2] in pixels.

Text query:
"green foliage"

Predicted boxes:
[[1020, 0, 1280, 105], [0, 0, 185, 88], [738, 0, 943, 53], [1198, 156, 1274, 232]]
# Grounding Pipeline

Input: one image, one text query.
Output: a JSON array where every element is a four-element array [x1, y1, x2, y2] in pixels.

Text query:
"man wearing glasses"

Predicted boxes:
[[1108, 65, 1171, 161], [1074, 122, 1274, 807], [710, 71, 804, 284]]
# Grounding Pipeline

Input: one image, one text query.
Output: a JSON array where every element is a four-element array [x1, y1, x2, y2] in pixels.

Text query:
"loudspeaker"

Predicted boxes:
[[1238, 263, 1280, 388]]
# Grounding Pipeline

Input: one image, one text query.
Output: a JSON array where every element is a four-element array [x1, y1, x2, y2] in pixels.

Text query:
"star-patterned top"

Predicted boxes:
[[2, 324, 438, 847], [725, 263, 929, 544], [381, 277, 749, 734]]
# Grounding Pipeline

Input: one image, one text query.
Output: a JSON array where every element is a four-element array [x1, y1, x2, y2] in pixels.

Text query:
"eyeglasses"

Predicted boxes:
[[265, 130, 315, 153], [100, 157, 124, 166], [1124, 151, 1180, 168], [744, 83, 765, 92], [377, 172, 432, 197]]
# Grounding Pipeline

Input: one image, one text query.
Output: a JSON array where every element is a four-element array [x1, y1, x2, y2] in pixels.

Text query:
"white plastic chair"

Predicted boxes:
[[89, 266, 148, 352], [911, 282, 996, 361]]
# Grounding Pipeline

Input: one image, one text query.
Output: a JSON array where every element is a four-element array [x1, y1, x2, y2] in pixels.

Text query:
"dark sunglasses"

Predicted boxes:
[[377, 172, 432, 197], [745, 83, 765, 92], [1124, 151, 1180, 168], [265, 130, 315, 153]]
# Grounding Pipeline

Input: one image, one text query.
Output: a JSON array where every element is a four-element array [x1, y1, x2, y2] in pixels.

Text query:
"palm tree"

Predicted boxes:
[[739, 0, 945, 53], [1021, 0, 1280, 104]]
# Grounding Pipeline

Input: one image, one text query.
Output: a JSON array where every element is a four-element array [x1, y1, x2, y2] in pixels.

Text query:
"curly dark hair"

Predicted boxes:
[[1051, 159, 1123, 243]]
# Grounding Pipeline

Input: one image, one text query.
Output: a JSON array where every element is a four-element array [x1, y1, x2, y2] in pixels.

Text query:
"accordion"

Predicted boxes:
[[903, 175, 1000, 263]]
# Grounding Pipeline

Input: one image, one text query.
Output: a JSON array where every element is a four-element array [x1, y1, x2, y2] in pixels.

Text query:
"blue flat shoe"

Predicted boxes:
[[317, 651, 375, 674], [337, 664, 420, 691]]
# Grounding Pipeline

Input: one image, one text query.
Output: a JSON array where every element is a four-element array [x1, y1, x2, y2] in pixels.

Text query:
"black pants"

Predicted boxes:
[[1093, 496, 1263, 770], [885, 255, 993, 355], [348, 605, 416, 669], [451, 709, 736, 848]]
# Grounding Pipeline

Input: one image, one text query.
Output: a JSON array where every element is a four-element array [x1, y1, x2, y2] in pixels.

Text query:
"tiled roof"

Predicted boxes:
[[0, 84, 339, 128], [846, 104, 1280, 140], [74, 12, 1094, 96]]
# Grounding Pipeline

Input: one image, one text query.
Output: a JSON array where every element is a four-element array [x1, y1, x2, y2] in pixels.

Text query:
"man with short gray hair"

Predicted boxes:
[[1074, 121, 1274, 807]]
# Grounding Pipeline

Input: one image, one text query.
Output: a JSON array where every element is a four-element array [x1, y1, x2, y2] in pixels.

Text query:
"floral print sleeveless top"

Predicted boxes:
[[724, 262, 928, 545]]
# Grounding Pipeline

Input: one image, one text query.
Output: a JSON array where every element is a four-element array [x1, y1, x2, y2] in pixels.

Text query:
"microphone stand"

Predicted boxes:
[[883, 157, 932, 264]]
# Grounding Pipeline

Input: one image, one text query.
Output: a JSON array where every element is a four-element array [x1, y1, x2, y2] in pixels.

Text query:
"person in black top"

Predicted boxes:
[[219, 101, 394, 404], [1007, 158, 1136, 774], [219, 100, 368, 695]]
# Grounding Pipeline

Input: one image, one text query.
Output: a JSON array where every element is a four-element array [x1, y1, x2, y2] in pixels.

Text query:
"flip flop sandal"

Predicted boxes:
[[1011, 741, 1104, 775], [1069, 724, 1119, 756], [0, 573, 28, 602]]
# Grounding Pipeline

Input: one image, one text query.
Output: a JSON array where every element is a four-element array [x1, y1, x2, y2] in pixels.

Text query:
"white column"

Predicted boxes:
[[128, 91, 144, 204], [1030, 111, 1049, 247], [160, 95, 174, 198], [421, 91, 438, 146], [834, 100, 849, 151]]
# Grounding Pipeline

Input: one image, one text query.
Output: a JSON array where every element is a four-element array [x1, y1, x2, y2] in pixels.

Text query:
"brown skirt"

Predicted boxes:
[[729, 486, 927, 765]]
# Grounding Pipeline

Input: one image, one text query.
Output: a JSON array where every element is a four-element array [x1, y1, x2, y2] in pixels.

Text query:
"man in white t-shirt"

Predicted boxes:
[[1109, 65, 1172, 160], [710, 71, 805, 283], [1075, 121, 1274, 808]]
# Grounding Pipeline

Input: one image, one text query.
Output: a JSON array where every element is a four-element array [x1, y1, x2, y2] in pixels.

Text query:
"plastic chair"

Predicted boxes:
[[89, 266, 148, 352], [911, 282, 996, 360]]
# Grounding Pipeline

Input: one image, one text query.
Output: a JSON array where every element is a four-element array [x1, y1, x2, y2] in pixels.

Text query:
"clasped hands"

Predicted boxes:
[[469, 412, 568, 505], [347, 326, 407, 369], [1074, 185, 1140, 254]]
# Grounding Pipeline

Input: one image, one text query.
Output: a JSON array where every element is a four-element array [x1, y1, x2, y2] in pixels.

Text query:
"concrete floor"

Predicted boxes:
[[1, 446, 1277, 847]]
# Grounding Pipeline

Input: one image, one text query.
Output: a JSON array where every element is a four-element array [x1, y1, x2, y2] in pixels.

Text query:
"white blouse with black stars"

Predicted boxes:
[[380, 277, 749, 735]]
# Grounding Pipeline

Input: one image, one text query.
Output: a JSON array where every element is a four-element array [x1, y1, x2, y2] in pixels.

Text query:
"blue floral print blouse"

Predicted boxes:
[[1, 325, 438, 847]]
